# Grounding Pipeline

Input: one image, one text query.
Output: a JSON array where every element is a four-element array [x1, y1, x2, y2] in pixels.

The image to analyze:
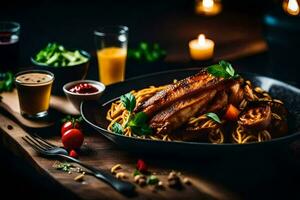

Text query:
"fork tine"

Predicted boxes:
[[22, 137, 45, 153], [25, 135, 48, 151], [32, 133, 56, 148]]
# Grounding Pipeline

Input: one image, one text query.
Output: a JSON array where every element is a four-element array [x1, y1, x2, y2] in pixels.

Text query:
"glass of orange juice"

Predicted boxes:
[[94, 26, 128, 85]]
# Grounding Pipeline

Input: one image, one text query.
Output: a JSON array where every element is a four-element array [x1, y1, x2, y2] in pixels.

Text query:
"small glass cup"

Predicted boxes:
[[15, 70, 54, 119], [94, 25, 128, 85], [0, 21, 20, 72]]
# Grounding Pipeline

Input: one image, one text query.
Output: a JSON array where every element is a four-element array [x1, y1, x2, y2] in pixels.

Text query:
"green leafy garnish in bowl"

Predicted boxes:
[[34, 43, 89, 67]]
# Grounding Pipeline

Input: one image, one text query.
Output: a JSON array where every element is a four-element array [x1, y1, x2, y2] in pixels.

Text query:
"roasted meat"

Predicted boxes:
[[136, 69, 235, 117], [205, 91, 228, 113], [149, 90, 217, 134]]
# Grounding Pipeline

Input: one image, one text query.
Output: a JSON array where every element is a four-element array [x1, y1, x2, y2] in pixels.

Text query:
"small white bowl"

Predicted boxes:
[[63, 80, 105, 111]]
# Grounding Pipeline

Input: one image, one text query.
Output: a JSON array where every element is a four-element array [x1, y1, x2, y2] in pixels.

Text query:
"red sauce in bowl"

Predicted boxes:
[[69, 83, 99, 94]]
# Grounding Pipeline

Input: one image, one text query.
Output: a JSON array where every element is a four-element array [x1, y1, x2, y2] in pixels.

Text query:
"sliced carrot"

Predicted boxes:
[[224, 104, 240, 121]]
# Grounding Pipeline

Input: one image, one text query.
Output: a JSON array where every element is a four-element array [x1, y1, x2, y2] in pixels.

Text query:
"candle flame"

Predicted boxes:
[[202, 0, 214, 8], [198, 34, 206, 45], [285, 0, 300, 16]]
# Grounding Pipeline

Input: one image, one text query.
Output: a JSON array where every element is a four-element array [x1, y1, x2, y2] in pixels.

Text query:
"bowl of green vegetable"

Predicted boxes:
[[31, 43, 91, 95]]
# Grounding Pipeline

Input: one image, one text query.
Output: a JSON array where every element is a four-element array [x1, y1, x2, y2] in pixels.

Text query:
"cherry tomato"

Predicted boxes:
[[69, 149, 79, 158], [62, 129, 84, 150], [61, 121, 80, 136]]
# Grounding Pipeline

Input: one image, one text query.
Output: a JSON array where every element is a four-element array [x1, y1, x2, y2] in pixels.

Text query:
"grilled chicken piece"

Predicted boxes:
[[150, 90, 217, 134], [136, 69, 235, 117], [206, 91, 228, 113], [228, 81, 244, 106]]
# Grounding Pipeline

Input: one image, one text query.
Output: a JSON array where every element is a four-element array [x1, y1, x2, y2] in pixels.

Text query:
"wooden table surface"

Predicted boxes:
[[0, 113, 240, 200]]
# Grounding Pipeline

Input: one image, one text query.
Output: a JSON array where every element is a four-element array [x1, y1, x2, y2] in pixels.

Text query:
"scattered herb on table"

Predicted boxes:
[[147, 175, 159, 185], [34, 43, 88, 67], [207, 60, 239, 79], [53, 161, 73, 172], [128, 42, 166, 62], [53, 161, 83, 174], [133, 169, 141, 177], [0, 72, 14, 93], [206, 112, 221, 124]]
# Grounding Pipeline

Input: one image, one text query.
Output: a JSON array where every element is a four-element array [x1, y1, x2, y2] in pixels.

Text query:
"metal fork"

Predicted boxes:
[[22, 134, 135, 196]]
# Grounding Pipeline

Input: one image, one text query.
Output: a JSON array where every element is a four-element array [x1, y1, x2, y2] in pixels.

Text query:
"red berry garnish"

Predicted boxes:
[[136, 159, 147, 172], [69, 149, 78, 158]]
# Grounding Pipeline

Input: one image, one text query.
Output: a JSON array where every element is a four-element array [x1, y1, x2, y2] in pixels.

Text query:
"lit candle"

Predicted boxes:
[[189, 34, 215, 60], [283, 0, 300, 16], [195, 0, 222, 16]]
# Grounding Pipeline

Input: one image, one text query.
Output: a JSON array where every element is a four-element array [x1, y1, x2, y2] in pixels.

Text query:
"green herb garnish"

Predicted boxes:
[[147, 175, 159, 185], [120, 93, 136, 113], [34, 43, 88, 67], [53, 161, 73, 172], [128, 112, 153, 136], [0, 72, 14, 93], [115, 93, 153, 136], [207, 60, 238, 79], [206, 112, 221, 124], [112, 122, 124, 135], [61, 115, 83, 123]]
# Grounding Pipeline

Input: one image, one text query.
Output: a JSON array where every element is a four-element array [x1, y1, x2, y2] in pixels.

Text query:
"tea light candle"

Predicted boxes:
[[189, 34, 215, 60], [282, 0, 300, 16], [195, 0, 222, 16]]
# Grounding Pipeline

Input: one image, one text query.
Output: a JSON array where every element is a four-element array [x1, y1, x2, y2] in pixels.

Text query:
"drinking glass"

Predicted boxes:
[[15, 70, 54, 119], [94, 26, 128, 85], [0, 21, 20, 72]]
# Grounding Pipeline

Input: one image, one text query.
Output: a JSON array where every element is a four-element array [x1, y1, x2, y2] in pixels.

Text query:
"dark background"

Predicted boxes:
[[1, 0, 300, 199]]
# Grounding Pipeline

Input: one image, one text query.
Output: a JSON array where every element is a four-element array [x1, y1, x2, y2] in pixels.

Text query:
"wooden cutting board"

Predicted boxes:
[[0, 89, 79, 128]]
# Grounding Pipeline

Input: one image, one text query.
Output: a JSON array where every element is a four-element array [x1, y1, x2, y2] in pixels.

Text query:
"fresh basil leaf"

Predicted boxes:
[[207, 64, 229, 78], [129, 112, 148, 126], [120, 93, 136, 112], [207, 60, 238, 79], [206, 112, 221, 124], [127, 112, 152, 136], [112, 122, 124, 135]]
